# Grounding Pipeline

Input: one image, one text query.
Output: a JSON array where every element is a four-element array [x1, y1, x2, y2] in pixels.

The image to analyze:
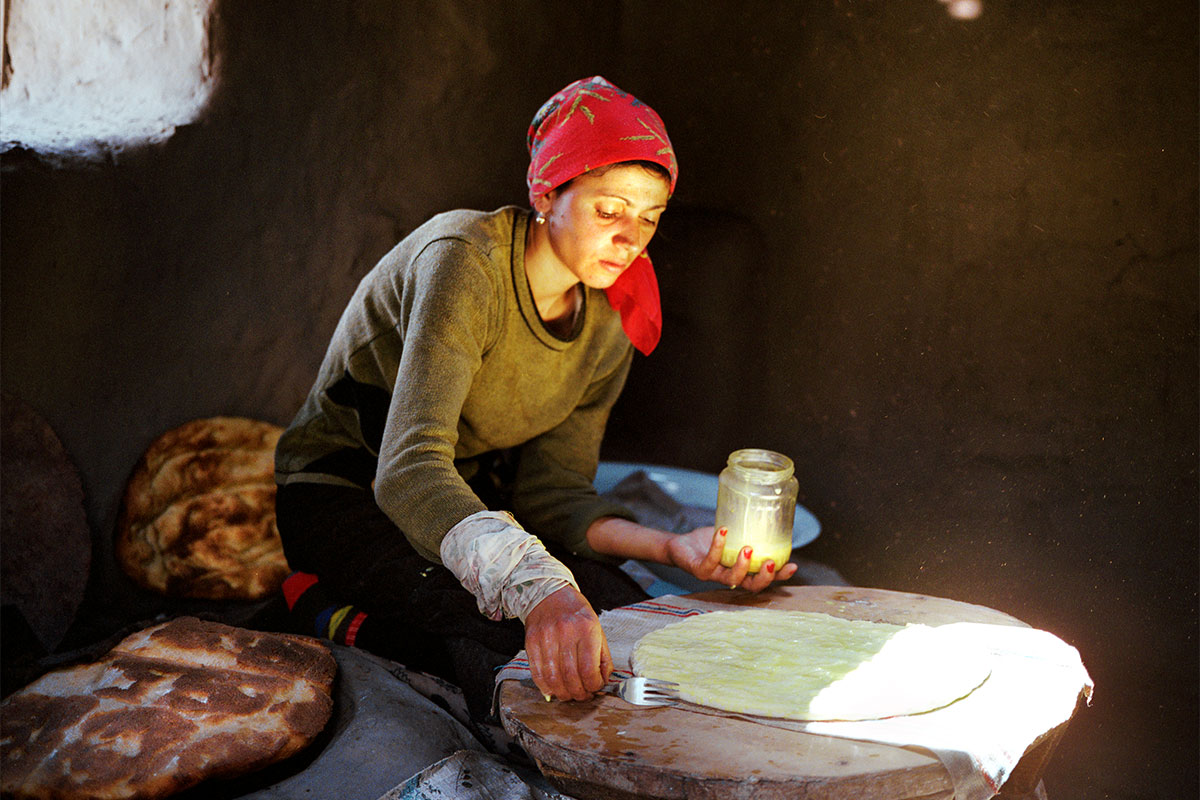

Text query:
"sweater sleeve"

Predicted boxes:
[[510, 345, 638, 561], [373, 239, 498, 562]]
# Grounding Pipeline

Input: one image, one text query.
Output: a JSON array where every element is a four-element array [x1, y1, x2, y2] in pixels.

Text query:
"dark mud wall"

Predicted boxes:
[[2, 1, 1195, 797]]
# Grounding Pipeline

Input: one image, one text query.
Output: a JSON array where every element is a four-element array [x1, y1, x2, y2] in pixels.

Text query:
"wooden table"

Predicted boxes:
[[498, 586, 1075, 800]]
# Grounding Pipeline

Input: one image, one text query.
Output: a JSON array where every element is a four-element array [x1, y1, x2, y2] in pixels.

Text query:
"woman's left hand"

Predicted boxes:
[[666, 526, 799, 591]]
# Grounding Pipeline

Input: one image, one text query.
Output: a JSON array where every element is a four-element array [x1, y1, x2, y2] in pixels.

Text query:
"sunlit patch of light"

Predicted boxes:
[[938, 0, 984, 21]]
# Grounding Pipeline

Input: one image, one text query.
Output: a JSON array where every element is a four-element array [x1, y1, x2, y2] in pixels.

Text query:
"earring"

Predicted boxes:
[[535, 213, 546, 225]]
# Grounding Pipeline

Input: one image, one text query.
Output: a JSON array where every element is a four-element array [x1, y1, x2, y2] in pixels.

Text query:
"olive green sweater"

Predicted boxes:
[[275, 207, 636, 563]]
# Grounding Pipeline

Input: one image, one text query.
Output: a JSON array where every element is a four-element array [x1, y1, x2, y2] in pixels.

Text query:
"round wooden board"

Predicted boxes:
[[499, 585, 1028, 800]]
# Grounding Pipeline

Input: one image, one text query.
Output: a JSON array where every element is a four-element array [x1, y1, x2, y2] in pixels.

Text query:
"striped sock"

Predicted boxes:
[[281, 571, 369, 647]]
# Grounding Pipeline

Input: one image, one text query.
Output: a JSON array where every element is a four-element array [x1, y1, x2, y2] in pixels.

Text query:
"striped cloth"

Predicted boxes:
[[283, 571, 369, 648]]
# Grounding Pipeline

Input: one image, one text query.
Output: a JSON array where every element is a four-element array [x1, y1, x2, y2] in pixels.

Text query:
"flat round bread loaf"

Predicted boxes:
[[115, 417, 289, 599], [0, 617, 336, 800], [631, 609, 991, 721]]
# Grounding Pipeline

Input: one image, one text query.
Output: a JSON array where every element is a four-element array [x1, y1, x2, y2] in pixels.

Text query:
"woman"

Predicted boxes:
[[274, 76, 798, 717]]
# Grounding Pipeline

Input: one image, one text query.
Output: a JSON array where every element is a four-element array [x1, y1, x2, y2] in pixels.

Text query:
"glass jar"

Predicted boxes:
[[715, 448, 799, 573]]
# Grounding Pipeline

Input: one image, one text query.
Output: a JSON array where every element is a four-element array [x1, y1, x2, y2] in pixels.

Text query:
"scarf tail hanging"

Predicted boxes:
[[604, 253, 662, 356]]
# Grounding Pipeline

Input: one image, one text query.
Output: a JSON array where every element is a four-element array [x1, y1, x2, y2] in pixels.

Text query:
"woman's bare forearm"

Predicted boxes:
[[585, 516, 675, 564]]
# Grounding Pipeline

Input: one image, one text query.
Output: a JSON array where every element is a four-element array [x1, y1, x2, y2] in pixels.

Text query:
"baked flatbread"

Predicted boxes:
[[0, 617, 335, 800], [631, 609, 991, 721], [115, 417, 289, 599]]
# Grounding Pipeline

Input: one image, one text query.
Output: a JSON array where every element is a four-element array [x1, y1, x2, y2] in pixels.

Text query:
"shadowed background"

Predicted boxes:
[[2, 1, 1195, 797]]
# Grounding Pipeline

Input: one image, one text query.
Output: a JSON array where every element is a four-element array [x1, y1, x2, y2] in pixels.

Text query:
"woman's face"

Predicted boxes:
[[536, 164, 671, 290]]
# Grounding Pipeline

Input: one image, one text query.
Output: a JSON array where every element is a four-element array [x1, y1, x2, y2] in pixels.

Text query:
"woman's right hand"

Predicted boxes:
[[523, 585, 613, 701]]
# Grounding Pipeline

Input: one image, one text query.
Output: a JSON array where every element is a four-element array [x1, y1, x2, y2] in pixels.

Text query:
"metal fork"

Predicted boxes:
[[608, 676, 679, 707]]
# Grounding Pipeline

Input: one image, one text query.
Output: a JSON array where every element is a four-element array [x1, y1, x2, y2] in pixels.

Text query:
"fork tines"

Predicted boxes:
[[641, 678, 680, 696], [638, 681, 676, 695], [612, 676, 682, 706]]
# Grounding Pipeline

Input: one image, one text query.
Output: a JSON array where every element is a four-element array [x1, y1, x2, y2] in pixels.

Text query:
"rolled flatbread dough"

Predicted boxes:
[[631, 609, 991, 721]]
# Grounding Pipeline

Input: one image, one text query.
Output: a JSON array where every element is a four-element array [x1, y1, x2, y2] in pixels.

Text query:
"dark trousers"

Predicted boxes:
[[274, 481, 646, 717]]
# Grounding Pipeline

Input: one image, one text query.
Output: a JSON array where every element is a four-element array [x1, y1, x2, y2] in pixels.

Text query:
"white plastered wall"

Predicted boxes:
[[0, 0, 217, 161]]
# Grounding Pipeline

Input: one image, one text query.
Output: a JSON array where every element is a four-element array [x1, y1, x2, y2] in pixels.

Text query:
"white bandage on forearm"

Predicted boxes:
[[439, 511, 579, 623]]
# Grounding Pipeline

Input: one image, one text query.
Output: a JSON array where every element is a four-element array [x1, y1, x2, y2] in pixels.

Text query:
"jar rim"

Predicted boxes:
[[726, 448, 795, 480]]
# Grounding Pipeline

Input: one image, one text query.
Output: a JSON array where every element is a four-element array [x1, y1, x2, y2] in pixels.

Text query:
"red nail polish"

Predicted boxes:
[[766, 562, 775, 574], [717, 527, 727, 536], [742, 546, 753, 557]]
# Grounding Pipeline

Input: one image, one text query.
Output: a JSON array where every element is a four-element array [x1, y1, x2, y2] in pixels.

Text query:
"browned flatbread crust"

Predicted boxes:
[[0, 617, 336, 800], [115, 417, 290, 599]]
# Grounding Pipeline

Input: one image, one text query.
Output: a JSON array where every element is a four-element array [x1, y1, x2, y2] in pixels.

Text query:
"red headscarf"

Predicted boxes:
[[526, 76, 678, 356]]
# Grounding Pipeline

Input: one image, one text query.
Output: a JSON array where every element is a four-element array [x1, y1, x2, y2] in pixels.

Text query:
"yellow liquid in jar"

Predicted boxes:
[[719, 535, 792, 573], [715, 483, 794, 573]]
